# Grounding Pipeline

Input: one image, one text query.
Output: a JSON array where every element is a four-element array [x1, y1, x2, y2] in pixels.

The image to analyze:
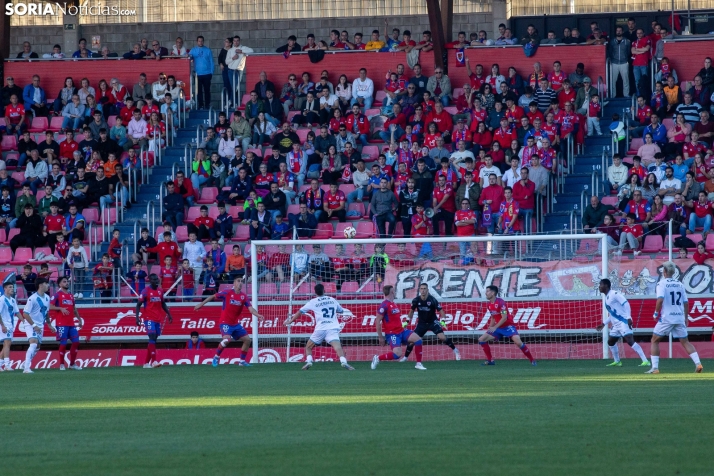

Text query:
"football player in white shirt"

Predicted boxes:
[[647, 262, 703, 374], [0, 281, 22, 371], [284, 283, 355, 371], [596, 279, 650, 367], [21, 278, 58, 374]]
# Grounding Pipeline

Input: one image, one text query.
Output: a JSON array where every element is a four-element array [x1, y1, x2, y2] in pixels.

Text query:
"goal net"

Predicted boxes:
[[248, 233, 611, 364]]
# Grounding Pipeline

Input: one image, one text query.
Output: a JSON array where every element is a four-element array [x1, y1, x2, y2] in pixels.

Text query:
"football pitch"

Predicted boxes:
[[2, 359, 711, 475]]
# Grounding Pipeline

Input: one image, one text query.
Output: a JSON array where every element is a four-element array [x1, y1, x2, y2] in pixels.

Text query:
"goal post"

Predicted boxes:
[[249, 233, 610, 364]]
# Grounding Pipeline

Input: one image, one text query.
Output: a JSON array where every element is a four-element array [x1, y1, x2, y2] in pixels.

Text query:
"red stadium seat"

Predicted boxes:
[[48, 116, 64, 132], [234, 225, 250, 241], [262, 147, 273, 157], [356, 221, 375, 238], [10, 247, 33, 265], [82, 208, 99, 224], [296, 128, 310, 143], [314, 223, 334, 239], [107, 115, 117, 128], [246, 147, 262, 158], [642, 235, 663, 253], [28, 116, 48, 133], [374, 91, 387, 106], [361, 145, 380, 161], [197, 187, 219, 204], [176, 226, 189, 243], [1, 135, 17, 151], [0, 247, 11, 265], [186, 206, 201, 222]]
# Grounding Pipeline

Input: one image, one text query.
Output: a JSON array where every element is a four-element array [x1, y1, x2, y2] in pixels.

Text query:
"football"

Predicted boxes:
[[343, 226, 357, 239]]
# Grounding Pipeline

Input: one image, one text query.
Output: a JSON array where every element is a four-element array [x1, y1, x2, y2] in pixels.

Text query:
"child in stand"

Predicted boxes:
[[126, 261, 147, 295], [202, 256, 218, 296], [586, 93, 602, 137], [239, 190, 259, 224], [67, 237, 89, 297], [160, 256, 178, 296], [179, 259, 195, 298], [108, 228, 122, 269], [18, 265, 38, 299], [109, 116, 128, 149], [92, 253, 114, 303], [38, 263, 53, 282], [54, 233, 70, 276], [609, 113, 626, 154], [226, 244, 246, 281]]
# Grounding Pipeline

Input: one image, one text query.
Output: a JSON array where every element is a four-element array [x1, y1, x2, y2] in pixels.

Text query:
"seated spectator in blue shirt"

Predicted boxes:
[[271, 214, 290, 239], [186, 331, 205, 349]]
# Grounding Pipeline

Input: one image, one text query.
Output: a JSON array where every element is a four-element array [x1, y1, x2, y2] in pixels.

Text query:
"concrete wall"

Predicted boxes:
[[9, 13, 496, 56], [8, 12, 499, 105]]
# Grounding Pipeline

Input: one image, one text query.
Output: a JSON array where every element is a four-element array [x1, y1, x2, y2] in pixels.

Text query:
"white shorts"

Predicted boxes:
[[309, 329, 341, 345], [22, 321, 44, 343], [1, 317, 13, 341], [653, 321, 688, 339], [609, 322, 633, 338]]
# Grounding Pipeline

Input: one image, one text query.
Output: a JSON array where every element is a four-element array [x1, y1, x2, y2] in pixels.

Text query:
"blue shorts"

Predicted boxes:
[[183, 288, 194, 296], [145, 320, 162, 337], [55, 326, 79, 342], [220, 323, 248, 340], [488, 325, 518, 340], [385, 330, 413, 348]]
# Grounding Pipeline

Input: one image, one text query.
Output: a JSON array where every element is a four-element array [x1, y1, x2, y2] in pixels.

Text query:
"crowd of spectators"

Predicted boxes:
[[4, 22, 714, 299]]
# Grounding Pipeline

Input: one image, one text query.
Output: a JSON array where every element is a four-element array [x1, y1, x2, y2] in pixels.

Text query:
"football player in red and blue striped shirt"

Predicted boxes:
[[135, 274, 173, 368], [52, 276, 83, 370]]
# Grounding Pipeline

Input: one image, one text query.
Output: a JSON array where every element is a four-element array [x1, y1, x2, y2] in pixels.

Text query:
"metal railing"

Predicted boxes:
[[605, 58, 613, 100], [179, 88, 187, 129], [183, 143, 194, 176], [158, 183, 167, 226], [145, 200, 157, 238], [133, 219, 143, 263], [221, 87, 230, 116], [191, 69, 198, 112]]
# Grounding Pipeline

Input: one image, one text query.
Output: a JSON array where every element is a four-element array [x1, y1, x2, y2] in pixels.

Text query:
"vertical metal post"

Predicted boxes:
[[601, 233, 609, 359], [250, 241, 259, 364], [668, 219, 673, 261], [285, 226, 298, 362]]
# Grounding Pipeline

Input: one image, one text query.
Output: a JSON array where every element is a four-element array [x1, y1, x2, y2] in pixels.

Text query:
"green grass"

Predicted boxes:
[[1, 359, 712, 475]]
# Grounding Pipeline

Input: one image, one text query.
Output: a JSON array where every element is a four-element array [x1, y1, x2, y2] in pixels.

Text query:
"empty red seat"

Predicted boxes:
[[48, 116, 64, 132], [11, 247, 33, 265], [314, 223, 334, 239], [82, 208, 99, 224], [186, 206, 201, 222], [234, 225, 250, 241], [176, 226, 189, 242], [1, 135, 17, 151], [642, 235, 663, 253], [197, 187, 218, 204], [0, 247, 11, 265], [28, 117, 48, 133], [356, 221, 374, 238]]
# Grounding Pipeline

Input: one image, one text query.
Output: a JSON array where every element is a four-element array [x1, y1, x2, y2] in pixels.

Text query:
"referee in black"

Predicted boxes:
[[404, 283, 461, 361]]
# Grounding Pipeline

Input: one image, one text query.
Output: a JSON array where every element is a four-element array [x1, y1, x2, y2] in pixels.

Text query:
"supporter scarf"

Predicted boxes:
[[283, 49, 291, 59]]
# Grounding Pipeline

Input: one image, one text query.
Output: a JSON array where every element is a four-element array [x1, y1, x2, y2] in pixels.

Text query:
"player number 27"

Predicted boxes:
[[321, 308, 335, 320], [669, 291, 682, 306]]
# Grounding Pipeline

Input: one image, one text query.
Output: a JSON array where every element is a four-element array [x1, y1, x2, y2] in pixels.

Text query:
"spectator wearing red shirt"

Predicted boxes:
[[480, 174, 505, 234], [191, 205, 216, 241], [471, 121, 492, 151], [465, 58, 485, 91], [512, 167, 536, 233], [454, 198, 477, 260], [4, 93, 26, 135], [424, 102, 453, 135], [498, 186, 520, 234], [624, 190, 651, 231], [504, 100, 525, 128], [434, 157, 459, 189], [560, 102, 579, 140], [493, 118, 514, 149], [119, 98, 136, 124], [445, 31, 468, 49], [267, 244, 291, 283], [688, 191, 712, 237], [548, 62, 568, 92], [379, 103, 407, 143], [617, 213, 644, 255], [59, 130, 79, 160], [469, 97, 488, 131], [693, 242, 714, 265], [160, 256, 178, 295], [145, 231, 182, 265], [396, 30, 417, 52], [346, 104, 370, 147], [629, 157, 647, 180], [557, 81, 576, 109], [44, 203, 64, 253], [174, 171, 196, 207], [451, 119, 472, 146], [328, 30, 346, 50], [631, 29, 651, 97], [542, 112, 560, 147], [538, 138, 557, 172], [630, 96, 652, 138], [93, 254, 114, 303], [683, 132, 708, 162], [323, 183, 346, 222], [410, 203, 434, 258], [432, 175, 456, 236]]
